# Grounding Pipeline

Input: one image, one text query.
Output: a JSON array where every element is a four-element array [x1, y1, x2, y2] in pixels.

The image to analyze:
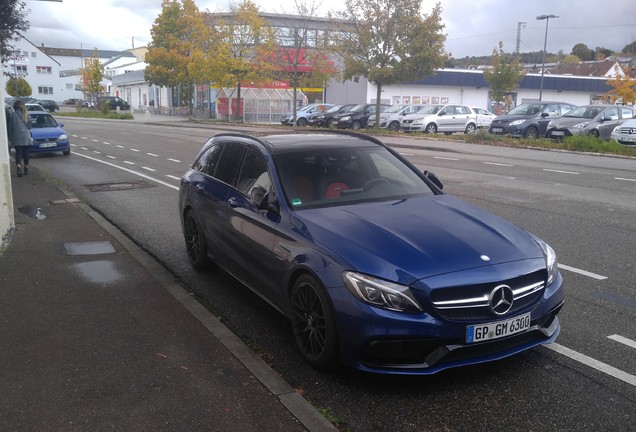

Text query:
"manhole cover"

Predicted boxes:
[[64, 241, 116, 256], [85, 180, 155, 192]]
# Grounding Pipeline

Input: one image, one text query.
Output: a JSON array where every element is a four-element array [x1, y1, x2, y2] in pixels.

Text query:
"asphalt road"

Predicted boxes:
[[30, 117, 636, 431]]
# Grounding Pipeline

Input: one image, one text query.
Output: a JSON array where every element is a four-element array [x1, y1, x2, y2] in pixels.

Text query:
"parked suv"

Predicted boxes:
[[489, 101, 576, 138], [368, 104, 426, 130], [333, 103, 390, 129], [35, 99, 59, 112], [546, 105, 634, 140], [97, 96, 130, 110], [611, 117, 636, 145], [401, 104, 477, 134]]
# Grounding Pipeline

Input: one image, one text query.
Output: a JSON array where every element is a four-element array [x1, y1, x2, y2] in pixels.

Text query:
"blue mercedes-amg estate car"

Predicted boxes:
[[178, 131, 564, 374]]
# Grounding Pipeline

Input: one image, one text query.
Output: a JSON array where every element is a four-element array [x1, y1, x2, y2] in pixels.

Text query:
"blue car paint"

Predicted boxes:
[[28, 111, 70, 155]]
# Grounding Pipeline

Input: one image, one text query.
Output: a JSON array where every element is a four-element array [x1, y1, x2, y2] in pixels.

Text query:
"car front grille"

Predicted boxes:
[[430, 270, 546, 322], [619, 127, 636, 135]]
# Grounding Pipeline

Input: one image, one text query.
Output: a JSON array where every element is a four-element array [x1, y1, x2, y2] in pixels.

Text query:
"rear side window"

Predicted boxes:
[[193, 143, 222, 176], [215, 143, 244, 185], [620, 107, 634, 119]]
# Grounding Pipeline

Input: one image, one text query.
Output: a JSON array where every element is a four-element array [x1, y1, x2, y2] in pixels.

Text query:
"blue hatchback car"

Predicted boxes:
[[178, 131, 564, 375], [29, 111, 70, 156]]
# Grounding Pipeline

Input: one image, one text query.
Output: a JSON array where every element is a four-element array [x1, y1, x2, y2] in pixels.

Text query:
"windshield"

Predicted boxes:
[[276, 146, 435, 209], [416, 105, 442, 115], [326, 105, 344, 113], [350, 104, 368, 113], [563, 106, 602, 119], [385, 105, 406, 114], [506, 103, 546, 116], [29, 113, 58, 128]]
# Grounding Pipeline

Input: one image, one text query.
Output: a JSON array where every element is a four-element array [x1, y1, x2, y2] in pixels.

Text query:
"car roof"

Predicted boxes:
[[214, 131, 385, 155]]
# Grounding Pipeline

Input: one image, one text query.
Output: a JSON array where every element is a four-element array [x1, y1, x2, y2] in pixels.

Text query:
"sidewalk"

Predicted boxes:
[[0, 166, 336, 431]]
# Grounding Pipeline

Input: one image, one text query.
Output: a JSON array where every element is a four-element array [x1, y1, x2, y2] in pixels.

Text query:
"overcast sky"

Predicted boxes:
[[22, 0, 636, 59]]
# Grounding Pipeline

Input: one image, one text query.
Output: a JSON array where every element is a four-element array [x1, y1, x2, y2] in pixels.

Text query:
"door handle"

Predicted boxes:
[[227, 197, 239, 207], [195, 184, 205, 192]]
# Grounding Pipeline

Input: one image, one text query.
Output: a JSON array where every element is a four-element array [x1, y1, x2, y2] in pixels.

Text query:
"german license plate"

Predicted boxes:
[[40, 142, 57, 148], [466, 313, 531, 343], [551, 131, 565, 136], [623, 135, 636, 142], [491, 127, 503, 133]]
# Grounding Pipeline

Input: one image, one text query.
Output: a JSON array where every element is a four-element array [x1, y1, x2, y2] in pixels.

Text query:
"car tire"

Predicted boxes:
[[325, 118, 333, 128], [183, 209, 209, 270], [524, 127, 538, 139], [351, 120, 362, 130], [465, 123, 476, 134], [425, 123, 437, 134], [589, 130, 600, 138], [290, 274, 339, 369], [297, 117, 308, 127], [444, 132, 453, 135], [388, 121, 400, 131]]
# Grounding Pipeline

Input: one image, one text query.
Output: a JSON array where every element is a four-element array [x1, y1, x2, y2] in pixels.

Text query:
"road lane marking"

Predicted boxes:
[[166, 175, 181, 181], [71, 152, 179, 191], [80, 147, 88, 151], [615, 177, 636, 182], [92, 139, 99, 142], [142, 166, 156, 172], [106, 155, 116, 160], [93, 151, 101, 155], [116, 145, 124, 148], [71, 134, 78, 137], [147, 153, 158, 157], [168, 158, 181, 163], [545, 343, 636, 387], [484, 162, 514, 167], [124, 161, 135, 165], [543, 169, 579, 175], [434, 156, 459, 161], [81, 137, 87, 140], [399, 152, 414, 156], [103, 142, 111, 145], [608, 335, 636, 350], [131, 148, 140, 152], [558, 264, 607, 280]]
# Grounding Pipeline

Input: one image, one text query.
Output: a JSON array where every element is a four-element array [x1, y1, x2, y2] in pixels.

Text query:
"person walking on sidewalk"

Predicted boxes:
[[7, 100, 32, 177]]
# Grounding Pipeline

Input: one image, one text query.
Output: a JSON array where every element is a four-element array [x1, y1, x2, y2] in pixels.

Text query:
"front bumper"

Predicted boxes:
[[546, 128, 574, 140], [30, 139, 70, 154]]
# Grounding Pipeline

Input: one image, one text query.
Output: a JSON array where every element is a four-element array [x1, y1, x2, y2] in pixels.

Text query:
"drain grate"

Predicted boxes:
[[64, 241, 116, 256], [85, 181, 155, 192]]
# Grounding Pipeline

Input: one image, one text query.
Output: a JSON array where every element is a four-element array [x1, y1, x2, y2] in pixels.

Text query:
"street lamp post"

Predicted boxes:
[[537, 14, 558, 101]]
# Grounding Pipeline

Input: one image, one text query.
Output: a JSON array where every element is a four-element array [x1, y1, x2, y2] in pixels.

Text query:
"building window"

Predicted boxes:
[[38, 86, 54, 95], [36, 66, 52, 74], [66, 83, 73, 90], [32, 52, 36, 58], [15, 65, 27, 76]]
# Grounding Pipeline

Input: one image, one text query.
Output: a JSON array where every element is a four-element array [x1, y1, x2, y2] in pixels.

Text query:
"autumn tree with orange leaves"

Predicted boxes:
[[606, 64, 636, 105]]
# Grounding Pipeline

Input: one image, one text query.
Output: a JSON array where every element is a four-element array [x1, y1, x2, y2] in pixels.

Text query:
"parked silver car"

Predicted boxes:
[[368, 104, 426, 130], [401, 104, 477, 134], [471, 107, 497, 128], [610, 117, 636, 145], [546, 105, 635, 140]]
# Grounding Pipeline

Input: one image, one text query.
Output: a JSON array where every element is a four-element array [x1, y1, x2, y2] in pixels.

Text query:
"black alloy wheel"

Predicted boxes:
[[388, 121, 400, 131], [524, 126, 538, 139], [351, 120, 362, 130], [297, 117, 308, 127], [290, 274, 339, 369], [184, 210, 208, 270], [325, 118, 334, 128], [589, 130, 600, 138]]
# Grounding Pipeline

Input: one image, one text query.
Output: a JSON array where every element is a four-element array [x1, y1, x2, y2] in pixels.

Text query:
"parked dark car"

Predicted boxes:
[[489, 101, 577, 138], [545, 105, 635, 141], [178, 131, 564, 375], [333, 103, 390, 129], [28, 111, 70, 156], [35, 99, 60, 112], [97, 96, 130, 110], [63, 98, 83, 106], [308, 103, 357, 127], [280, 103, 333, 126]]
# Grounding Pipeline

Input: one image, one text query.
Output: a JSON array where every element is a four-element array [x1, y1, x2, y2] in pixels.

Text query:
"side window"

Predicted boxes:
[[604, 107, 619, 120], [457, 106, 469, 115], [546, 104, 560, 115], [193, 143, 222, 176], [215, 143, 244, 185], [237, 149, 270, 205], [620, 107, 634, 119]]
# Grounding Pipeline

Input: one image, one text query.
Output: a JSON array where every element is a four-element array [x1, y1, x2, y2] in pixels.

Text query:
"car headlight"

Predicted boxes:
[[509, 119, 526, 126], [412, 119, 424, 125], [343, 271, 423, 313], [573, 121, 590, 129], [529, 235, 559, 285], [611, 126, 620, 134], [547, 121, 554, 128], [340, 116, 351, 122], [58, 134, 68, 140]]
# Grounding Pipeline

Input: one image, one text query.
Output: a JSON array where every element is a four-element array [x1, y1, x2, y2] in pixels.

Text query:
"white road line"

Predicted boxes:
[[124, 161, 135, 165], [93, 151, 101, 155], [545, 343, 636, 387], [71, 134, 78, 137], [543, 168, 580, 175], [168, 158, 181, 163], [434, 156, 459, 161], [166, 175, 181, 181], [558, 264, 608, 280], [147, 153, 158, 157], [130, 148, 140, 152], [106, 155, 116, 160], [608, 335, 636, 350], [116, 145, 124, 148], [80, 147, 88, 151], [399, 152, 414, 156], [81, 137, 87, 140], [103, 142, 111, 145], [484, 162, 514, 167], [71, 152, 179, 191], [615, 177, 636, 182], [92, 139, 99, 142], [142, 166, 156, 172]]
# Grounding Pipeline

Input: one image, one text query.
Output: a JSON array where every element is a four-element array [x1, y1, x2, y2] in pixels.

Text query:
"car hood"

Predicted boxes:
[[492, 114, 535, 123], [402, 113, 436, 121], [31, 127, 66, 139], [294, 195, 543, 283], [548, 117, 591, 128]]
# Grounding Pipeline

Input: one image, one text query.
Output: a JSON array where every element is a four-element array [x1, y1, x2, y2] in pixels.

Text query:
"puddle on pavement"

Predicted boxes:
[[18, 205, 46, 220], [71, 260, 122, 284], [64, 241, 116, 256]]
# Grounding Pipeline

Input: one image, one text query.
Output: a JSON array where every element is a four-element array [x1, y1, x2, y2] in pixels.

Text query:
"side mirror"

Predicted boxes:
[[58, 123, 64, 127], [540, 112, 549, 118], [438, 111, 446, 116], [424, 170, 443, 190]]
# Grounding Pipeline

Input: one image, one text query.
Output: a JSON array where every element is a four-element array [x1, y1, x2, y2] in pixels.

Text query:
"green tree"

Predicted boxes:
[[5, 75, 31, 97], [561, 54, 581, 65], [623, 41, 636, 55], [270, 0, 338, 126], [82, 50, 104, 104], [205, 0, 278, 121], [145, 0, 210, 114], [483, 42, 526, 105], [571, 43, 592, 61], [332, 0, 447, 127], [0, 0, 30, 65]]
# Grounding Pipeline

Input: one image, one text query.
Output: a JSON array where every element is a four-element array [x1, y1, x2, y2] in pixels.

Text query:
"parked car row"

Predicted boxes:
[[5, 97, 59, 113]]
